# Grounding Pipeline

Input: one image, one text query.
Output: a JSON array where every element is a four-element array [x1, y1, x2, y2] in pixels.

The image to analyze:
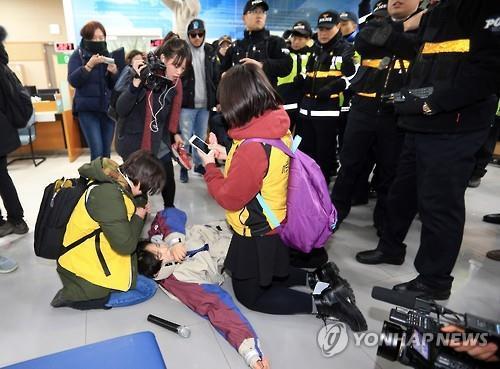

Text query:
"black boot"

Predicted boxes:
[[308, 261, 356, 303], [313, 285, 368, 332]]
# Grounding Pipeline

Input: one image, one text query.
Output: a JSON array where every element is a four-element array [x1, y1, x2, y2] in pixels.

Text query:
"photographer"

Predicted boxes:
[[115, 38, 191, 208], [356, 0, 500, 300], [68, 21, 120, 160]]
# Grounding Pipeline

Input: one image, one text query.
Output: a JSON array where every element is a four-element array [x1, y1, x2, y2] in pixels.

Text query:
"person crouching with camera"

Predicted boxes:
[[115, 38, 191, 208]]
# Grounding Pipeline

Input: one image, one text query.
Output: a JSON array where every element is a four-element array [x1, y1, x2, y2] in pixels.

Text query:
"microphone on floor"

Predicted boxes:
[[147, 314, 191, 338]]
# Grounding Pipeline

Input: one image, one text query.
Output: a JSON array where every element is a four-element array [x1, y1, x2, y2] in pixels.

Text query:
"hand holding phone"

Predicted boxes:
[[189, 135, 211, 155], [189, 135, 215, 166]]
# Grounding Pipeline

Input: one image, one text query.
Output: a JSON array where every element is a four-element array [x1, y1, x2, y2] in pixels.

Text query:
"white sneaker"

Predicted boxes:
[[0, 256, 18, 273]]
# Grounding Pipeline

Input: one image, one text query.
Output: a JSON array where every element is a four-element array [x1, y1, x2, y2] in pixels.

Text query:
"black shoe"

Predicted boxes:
[[0, 220, 28, 237], [194, 165, 206, 176], [12, 220, 29, 234], [180, 168, 189, 183], [393, 278, 451, 301], [483, 213, 500, 225], [486, 250, 500, 261], [468, 177, 481, 188], [314, 285, 368, 332], [356, 249, 404, 265], [310, 261, 356, 303]]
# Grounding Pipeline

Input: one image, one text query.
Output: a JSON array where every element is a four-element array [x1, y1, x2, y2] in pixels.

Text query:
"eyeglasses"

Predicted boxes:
[[247, 9, 267, 15], [189, 32, 205, 38]]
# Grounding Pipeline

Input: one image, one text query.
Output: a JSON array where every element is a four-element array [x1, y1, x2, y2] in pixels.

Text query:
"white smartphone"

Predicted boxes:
[[189, 135, 210, 155], [101, 56, 115, 64]]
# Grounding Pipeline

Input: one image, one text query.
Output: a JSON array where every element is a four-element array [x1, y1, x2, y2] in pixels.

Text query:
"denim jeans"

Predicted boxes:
[[105, 275, 157, 308], [179, 108, 210, 166], [78, 111, 115, 160]]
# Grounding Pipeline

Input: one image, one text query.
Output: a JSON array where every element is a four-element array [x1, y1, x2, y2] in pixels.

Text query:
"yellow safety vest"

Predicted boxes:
[[224, 134, 292, 237], [277, 52, 310, 86], [58, 188, 135, 291]]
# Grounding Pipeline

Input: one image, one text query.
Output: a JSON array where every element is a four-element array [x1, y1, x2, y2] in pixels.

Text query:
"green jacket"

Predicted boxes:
[[56, 158, 146, 305]]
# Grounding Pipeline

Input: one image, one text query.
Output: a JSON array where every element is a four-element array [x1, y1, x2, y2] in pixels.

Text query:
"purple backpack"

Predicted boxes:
[[245, 137, 337, 253]]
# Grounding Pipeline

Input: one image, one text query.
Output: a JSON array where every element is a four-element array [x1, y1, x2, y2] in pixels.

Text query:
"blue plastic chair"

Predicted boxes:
[[8, 112, 46, 167]]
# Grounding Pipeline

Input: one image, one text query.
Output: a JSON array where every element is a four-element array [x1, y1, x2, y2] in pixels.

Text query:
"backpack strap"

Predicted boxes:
[[60, 181, 102, 256], [242, 136, 303, 230]]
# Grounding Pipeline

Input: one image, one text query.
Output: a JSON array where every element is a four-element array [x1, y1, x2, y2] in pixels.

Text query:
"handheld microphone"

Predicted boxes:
[[147, 314, 191, 338]]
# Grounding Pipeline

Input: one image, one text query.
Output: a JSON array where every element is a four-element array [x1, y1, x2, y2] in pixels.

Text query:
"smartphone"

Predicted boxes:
[[101, 56, 115, 64], [189, 135, 210, 155]]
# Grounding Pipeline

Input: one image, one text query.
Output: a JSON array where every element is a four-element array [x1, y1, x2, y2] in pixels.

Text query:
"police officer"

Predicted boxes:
[[276, 21, 312, 133], [297, 10, 356, 184], [331, 0, 420, 234], [356, 0, 500, 300], [220, 0, 292, 87], [339, 11, 360, 43]]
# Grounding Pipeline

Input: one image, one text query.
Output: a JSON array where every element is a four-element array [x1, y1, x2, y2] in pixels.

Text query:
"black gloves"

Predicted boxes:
[[394, 95, 426, 116], [316, 79, 347, 100], [358, 19, 394, 47]]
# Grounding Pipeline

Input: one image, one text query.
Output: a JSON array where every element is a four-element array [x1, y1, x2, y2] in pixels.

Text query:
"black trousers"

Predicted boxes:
[[160, 153, 175, 208], [377, 129, 489, 290], [231, 267, 312, 315], [0, 156, 24, 223], [471, 116, 500, 178], [296, 116, 338, 184], [331, 108, 404, 232]]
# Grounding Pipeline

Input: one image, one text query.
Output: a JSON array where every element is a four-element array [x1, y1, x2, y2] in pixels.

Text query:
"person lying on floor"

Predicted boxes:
[[51, 150, 165, 310], [138, 207, 270, 369]]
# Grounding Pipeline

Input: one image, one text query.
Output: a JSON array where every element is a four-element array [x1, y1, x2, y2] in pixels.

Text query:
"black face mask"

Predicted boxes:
[[82, 40, 108, 55]]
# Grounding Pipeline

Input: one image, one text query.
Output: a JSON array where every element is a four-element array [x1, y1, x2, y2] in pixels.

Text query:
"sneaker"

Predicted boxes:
[[0, 220, 28, 237], [314, 284, 368, 332], [194, 165, 206, 176], [310, 261, 356, 303], [180, 168, 189, 183], [468, 177, 481, 188], [171, 143, 192, 170], [12, 220, 29, 234], [0, 222, 14, 237], [0, 256, 18, 273]]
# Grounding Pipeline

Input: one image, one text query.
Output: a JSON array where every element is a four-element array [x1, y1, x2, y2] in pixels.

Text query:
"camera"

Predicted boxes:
[[372, 287, 500, 369], [139, 52, 169, 91]]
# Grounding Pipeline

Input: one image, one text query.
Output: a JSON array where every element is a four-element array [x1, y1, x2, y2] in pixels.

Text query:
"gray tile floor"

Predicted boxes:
[[1, 153, 499, 368]]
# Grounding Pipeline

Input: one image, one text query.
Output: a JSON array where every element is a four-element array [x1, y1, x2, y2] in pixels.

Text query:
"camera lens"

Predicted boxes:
[[139, 65, 151, 82], [377, 321, 406, 361]]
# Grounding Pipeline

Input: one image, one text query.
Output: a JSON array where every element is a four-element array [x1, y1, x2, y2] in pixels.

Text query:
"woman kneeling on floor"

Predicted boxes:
[[197, 64, 367, 332], [51, 150, 165, 310]]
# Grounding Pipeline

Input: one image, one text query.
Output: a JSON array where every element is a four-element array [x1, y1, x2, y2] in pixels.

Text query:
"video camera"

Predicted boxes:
[[372, 287, 500, 369], [139, 52, 170, 91]]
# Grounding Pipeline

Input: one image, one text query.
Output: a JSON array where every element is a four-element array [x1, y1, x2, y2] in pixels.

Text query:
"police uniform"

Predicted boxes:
[[297, 10, 356, 184], [357, 0, 500, 298], [332, 0, 410, 233], [276, 21, 312, 132], [220, 0, 292, 87]]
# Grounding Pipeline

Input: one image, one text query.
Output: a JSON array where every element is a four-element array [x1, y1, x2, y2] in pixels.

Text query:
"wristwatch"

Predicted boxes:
[[423, 102, 434, 115]]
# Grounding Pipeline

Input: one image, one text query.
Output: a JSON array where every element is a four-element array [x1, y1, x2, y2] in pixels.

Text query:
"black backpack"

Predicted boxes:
[[34, 177, 101, 260], [1, 65, 33, 128]]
